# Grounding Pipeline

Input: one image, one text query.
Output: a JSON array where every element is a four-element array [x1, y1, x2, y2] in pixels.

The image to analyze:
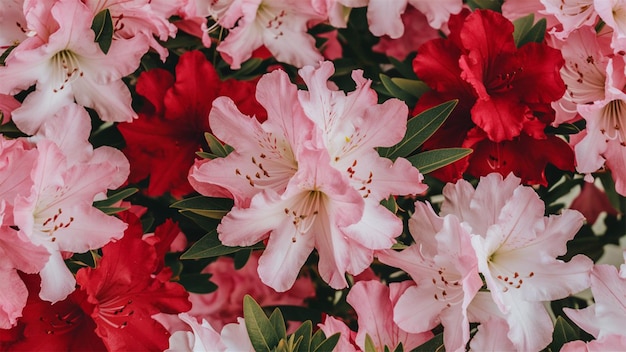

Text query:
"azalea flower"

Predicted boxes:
[[412, 9, 574, 185], [0, 0, 149, 134], [441, 173, 593, 351], [318, 280, 432, 351], [377, 201, 482, 351], [187, 251, 315, 330], [541, 0, 597, 39], [167, 313, 254, 352], [75, 213, 192, 351], [206, 0, 325, 69]]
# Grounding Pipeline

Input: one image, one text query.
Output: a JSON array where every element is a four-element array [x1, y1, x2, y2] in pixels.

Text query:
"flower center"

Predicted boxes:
[[430, 267, 464, 308], [561, 57, 606, 104], [600, 99, 626, 146], [39, 208, 75, 243], [50, 50, 83, 93], [283, 190, 324, 239], [98, 298, 134, 329], [257, 4, 287, 39]]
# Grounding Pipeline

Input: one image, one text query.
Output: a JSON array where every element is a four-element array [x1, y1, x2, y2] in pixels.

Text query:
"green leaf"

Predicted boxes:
[[180, 230, 263, 259], [91, 9, 114, 54], [379, 74, 417, 104], [364, 334, 377, 352], [177, 273, 217, 294], [550, 316, 579, 352], [269, 308, 287, 340], [291, 320, 312, 352], [96, 206, 129, 215], [313, 333, 340, 352], [204, 132, 233, 158], [381, 195, 398, 213], [196, 151, 217, 159], [178, 210, 219, 232], [407, 148, 473, 174], [243, 295, 280, 352], [310, 330, 326, 351], [93, 188, 138, 208], [393, 342, 404, 352], [390, 78, 430, 99], [234, 248, 252, 269], [519, 18, 547, 47], [378, 100, 458, 160], [388, 56, 418, 80], [231, 58, 264, 79], [171, 196, 234, 219], [410, 333, 444, 352], [513, 14, 534, 47]]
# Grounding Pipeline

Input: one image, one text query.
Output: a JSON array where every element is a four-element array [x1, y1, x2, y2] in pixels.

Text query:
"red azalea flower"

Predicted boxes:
[[74, 214, 191, 351], [118, 50, 267, 198], [412, 9, 572, 185], [0, 274, 106, 351]]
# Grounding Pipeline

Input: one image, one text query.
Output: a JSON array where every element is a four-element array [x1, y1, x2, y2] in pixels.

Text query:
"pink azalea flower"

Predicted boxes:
[[345, 280, 433, 351], [209, 0, 325, 69], [0, 0, 27, 50], [562, 334, 626, 351], [167, 313, 254, 352], [317, 315, 358, 352], [9, 107, 130, 303], [0, 0, 149, 134], [441, 173, 593, 351], [377, 201, 482, 351], [541, 0, 597, 39], [594, 0, 626, 53], [0, 206, 49, 329], [187, 251, 315, 330], [564, 264, 626, 340], [575, 57, 626, 195]]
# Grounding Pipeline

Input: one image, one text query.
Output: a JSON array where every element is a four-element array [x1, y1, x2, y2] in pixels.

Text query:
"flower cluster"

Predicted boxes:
[[0, 0, 624, 351]]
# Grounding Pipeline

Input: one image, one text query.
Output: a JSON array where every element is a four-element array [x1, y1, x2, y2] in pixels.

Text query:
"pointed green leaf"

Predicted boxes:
[[390, 78, 430, 99], [204, 132, 233, 158], [243, 295, 280, 352], [519, 18, 547, 47], [379, 74, 417, 103], [313, 333, 340, 352], [180, 230, 263, 259], [291, 320, 312, 352], [91, 9, 114, 54], [550, 316, 580, 352], [380, 195, 398, 213], [364, 334, 377, 352], [378, 100, 458, 159], [178, 273, 217, 294], [96, 206, 129, 215], [171, 196, 234, 219], [234, 248, 253, 269], [393, 342, 404, 352], [388, 56, 418, 80], [178, 210, 219, 232], [310, 330, 326, 351], [513, 14, 534, 47], [407, 148, 472, 174], [269, 308, 287, 340], [196, 151, 217, 159], [93, 188, 138, 208]]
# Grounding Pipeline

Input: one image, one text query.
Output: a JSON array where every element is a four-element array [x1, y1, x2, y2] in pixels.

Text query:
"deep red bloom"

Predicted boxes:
[[118, 50, 267, 198], [412, 9, 572, 185], [74, 214, 191, 351], [0, 275, 106, 351]]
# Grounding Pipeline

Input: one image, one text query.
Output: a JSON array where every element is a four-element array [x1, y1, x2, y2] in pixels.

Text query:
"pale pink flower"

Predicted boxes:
[[317, 316, 358, 352], [501, 0, 560, 28], [210, 0, 325, 69], [167, 313, 254, 352], [187, 251, 315, 330], [594, 0, 626, 53], [564, 264, 626, 339], [0, 0, 27, 50], [83, 0, 177, 61], [541, 0, 597, 39], [442, 173, 593, 351], [377, 201, 482, 352], [0, 0, 149, 134], [0, 203, 49, 329], [8, 107, 130, 303], [346, 280, 434, 351], [0, 94, 20, 124], [466, 292, 517, 351], [551, 26, 608, 125], [575, 57, 626, 195], [562, 334, 626, 351]]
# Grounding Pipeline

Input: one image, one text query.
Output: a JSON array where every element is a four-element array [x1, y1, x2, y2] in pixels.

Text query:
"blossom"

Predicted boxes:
[[118, 50, 265, 197], [166, 313, 254, 352], [564, 264, 626, 340], [540, 0, 597, 39], [75, 213, 192, 351], [377, 201, 482, 351], [412, 9, 573, 185], [441, 173, 593, 351], [208, 0, 325, 69], [0, 0, 149, 134], [187, 251, 315, 330]]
